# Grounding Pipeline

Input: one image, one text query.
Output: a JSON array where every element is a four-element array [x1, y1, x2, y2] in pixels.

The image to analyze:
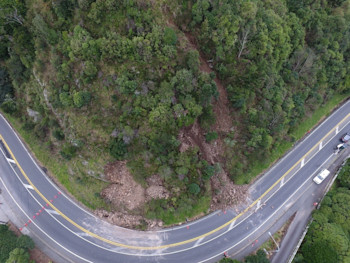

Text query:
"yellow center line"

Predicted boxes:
[[1, 112, 349, 250]]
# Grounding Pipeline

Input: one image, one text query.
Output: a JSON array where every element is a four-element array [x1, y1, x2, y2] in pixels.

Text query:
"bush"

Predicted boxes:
[[163, 27, 177, 46], [1, 99, 17, 114], [16, 235, 35, 250], [73, 91, 91, 108], [109, 138, 127, 160], [60, 143, 77, 160], [188, 183, 200, 195], [5, 248, 30, 263], [52, 129, 65, 140], [202, 162, 215, 180], [205, 131, 218, 142]]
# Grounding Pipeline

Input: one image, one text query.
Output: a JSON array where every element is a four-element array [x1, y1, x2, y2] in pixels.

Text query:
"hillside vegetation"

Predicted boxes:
[[0, 0, 349, 226]]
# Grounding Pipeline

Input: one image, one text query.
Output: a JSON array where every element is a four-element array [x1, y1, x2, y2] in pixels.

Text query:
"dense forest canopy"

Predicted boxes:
[[0, 0, 349, 225]]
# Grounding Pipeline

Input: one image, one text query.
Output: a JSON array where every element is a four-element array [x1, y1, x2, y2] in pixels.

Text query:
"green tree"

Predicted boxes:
[[73, 91, 91, 108], [109, 138, 127, 160], [186, 50, 200, 73], [302, 240, 338, 263], [188, 183, 200, 195], [163, 27, 177, 46], [0, 68, 13, 105], [244, 249, 269, 263], [16, 235, 35, 250], [5, 248, 30, 263]]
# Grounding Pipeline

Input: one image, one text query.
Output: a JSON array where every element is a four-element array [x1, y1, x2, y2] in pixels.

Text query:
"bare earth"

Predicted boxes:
[[98, 161, 167, 229]]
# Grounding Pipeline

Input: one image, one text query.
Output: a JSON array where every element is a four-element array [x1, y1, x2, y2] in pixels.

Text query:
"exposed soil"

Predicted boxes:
[[101, 161, 145, 211], [7, 222, 53, 263], [181, 32, 249, 211], [98, 162, 168, 229]]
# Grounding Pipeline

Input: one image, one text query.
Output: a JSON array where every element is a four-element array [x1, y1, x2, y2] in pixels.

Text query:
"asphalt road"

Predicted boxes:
[[0, 99, 349, 263]]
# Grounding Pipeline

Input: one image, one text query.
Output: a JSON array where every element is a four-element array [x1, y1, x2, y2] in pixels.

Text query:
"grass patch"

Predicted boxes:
[[145, 192, 211, 225], [260, 215, 294, 256], [2, 112, 110, 210], [235, 94, 349, 184]]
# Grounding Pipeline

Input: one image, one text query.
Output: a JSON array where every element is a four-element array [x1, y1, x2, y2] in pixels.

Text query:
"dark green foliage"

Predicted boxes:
[[302, 240, 338, 263], [5, 248, 30, 263], [244, 249, 269, 263], [0, 225, 34, 263], [16, 235, 35, 250], [0, 225, 17, 262], [0, 99, 17, 114], [60, 143, 77, 160], [52, 129, 65, 140], [0, 68, 13, 105], [338, 161, 350, 188], [52, 0, 75, 20], [186, 50, 200, 73], [163, 27, 177, 46], [73, 91, 91, 108], [205, 132, 218, 142], [188, 183, 200, 195], [109, 138, 127, 160], [202, 161, 215, 180]]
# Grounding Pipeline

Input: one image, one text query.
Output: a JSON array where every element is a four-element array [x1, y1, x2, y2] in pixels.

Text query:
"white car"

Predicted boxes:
[[313, 169, 330, 184]]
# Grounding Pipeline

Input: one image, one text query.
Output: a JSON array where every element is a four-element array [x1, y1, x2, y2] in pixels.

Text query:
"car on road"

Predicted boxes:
[[341, 132, 350, 143], [313, 169, 330, 184]]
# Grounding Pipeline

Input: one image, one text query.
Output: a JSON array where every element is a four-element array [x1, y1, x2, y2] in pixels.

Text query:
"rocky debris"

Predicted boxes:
[[26, 108, 41, 123], [101, 161, 145, 211], [210, 170, 249, 211], [146, 174, 170, 200], [94, 209, 162, 230]]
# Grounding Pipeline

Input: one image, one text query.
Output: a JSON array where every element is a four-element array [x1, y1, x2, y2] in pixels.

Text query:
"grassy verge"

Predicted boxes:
[[235, 94, 349, 184], [260, 215, 294, 257], [1, 112, 110, 211]]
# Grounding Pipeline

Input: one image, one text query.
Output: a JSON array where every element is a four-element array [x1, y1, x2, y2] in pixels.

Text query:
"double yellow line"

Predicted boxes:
[[0, 112, 349, 250]]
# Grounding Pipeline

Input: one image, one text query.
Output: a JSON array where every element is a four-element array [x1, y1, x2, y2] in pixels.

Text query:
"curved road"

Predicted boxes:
[[0, 100, 349, 262]]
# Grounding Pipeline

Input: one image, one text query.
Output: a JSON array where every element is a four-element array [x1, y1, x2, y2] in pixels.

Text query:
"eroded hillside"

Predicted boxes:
[[0, 0, 349, 228]]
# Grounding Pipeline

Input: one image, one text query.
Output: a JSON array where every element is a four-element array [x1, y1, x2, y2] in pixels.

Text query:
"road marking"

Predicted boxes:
[[193, 237, 204, 247], [228, 220, 236, 231], [77, 232, 91, 237], [336, 126, 339, 133], [0, 112, 349, 251], [23, 184, 34, 190], [280, 177, 284, 187], [319, 142, 322, 150], [46, 209, 60, 215], [6, 157, 15, 164], [301, 158, 305, 167]]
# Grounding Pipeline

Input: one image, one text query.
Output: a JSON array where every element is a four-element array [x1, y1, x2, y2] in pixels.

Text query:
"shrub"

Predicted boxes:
[[188, 183, 200, 195], [109, 138, 127, 160], [163, 27, 177, 46], [52, 129, 65, 140], [60, 143, 77, 160], [73, 91, 91, 108], [205, 131, 218, 142]]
